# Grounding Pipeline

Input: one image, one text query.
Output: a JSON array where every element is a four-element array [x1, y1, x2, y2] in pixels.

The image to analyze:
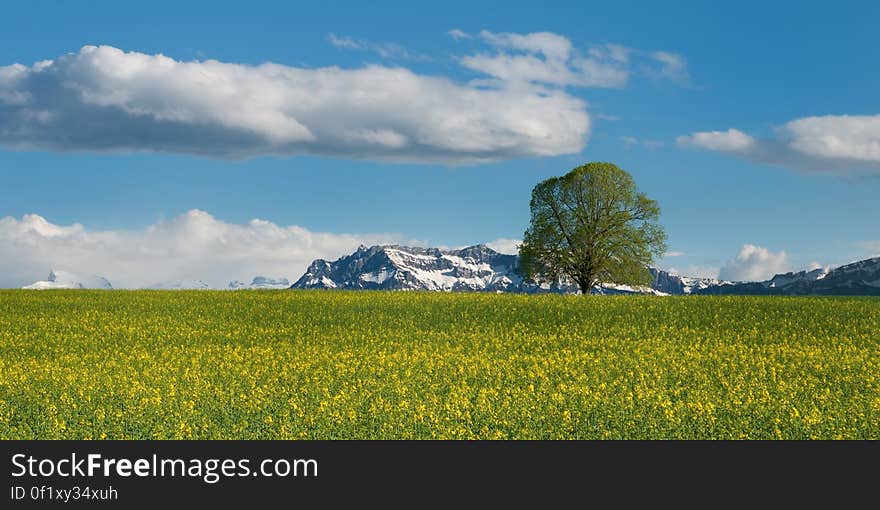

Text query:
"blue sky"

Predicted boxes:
[[1, 0, 879, 287]]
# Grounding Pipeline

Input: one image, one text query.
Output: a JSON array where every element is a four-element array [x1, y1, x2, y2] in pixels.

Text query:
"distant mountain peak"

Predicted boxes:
[[648, 267, 732, 295], [292, 244, 662, 294], [227, 276, 291, 290], [148, 279, 210, 290], [699, 257, 880, 296], [293, 244, 523, 292], [23, 270, 113, 290]]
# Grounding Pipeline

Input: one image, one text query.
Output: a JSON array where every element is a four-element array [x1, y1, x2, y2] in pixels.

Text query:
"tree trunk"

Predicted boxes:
[[577, 278, 592, 295]]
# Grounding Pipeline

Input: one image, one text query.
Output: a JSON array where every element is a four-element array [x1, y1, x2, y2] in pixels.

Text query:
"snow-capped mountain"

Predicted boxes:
[[148, 279, 211, 290], [698, 258, 880, 295], [767, 267, 830, 288], [22, 270, 113, 290], [807, 257, 880, 295], [293, 244, 686, 295], [291, 245, 880, 296], [228, 276, 291, 290], [649, 268, 734, 295], [21, 247, 876, 295], [292, 244, 527, 292]]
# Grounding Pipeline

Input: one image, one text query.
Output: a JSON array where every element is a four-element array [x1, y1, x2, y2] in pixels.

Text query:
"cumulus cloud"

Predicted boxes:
[[454, 30, 687, 89], [718, 244, 790, 282], [784, 115, 880, 162], [0, 210, 406, 288], [677, 115, 880, 175], [0, 44, 590, 163], [485, 238, 521, 255], [677, 128, 754, 152]]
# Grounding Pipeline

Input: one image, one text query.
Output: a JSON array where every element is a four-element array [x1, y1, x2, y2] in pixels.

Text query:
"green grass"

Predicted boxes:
[[0, 290, 878, 439]]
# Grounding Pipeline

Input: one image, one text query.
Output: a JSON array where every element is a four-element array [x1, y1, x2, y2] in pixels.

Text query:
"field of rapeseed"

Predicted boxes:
[[0, 290, 878, 439]]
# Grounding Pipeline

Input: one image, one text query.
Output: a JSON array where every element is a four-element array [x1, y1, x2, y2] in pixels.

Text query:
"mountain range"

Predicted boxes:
[[22, 270, 113, 290], [227, 277, 291, 290], [19, 245, 880, 295], [291, 244, 880, 296]]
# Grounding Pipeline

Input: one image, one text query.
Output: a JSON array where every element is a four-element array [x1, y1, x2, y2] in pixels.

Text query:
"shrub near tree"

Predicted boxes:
[[520, 162, 667, 294]]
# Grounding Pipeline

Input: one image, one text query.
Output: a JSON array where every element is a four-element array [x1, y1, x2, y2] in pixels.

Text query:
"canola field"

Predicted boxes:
[[0, 290, 878, 439]]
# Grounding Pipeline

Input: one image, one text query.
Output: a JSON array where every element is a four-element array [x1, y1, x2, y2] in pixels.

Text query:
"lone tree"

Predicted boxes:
[[519, 162, 667, 294]]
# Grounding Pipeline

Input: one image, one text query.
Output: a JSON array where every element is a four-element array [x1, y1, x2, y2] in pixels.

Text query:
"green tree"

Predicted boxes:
[[519, 162, 667, 294]]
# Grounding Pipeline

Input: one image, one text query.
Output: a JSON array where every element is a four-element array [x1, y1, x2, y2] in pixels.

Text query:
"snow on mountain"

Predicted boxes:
[[593, 283, 669, 296], [293, 244, 527, 292], [291, 245, 880, 296], [765, 267, 830, 289], [649, 268, 733, 295], [293, 244, 678, 295], [22, 270, 113, 290], [699, 257, 880, 295], [21, 249, 877, 295], [148, 279, 211, 290], [806, 257, 880, 295], [228, 276, 291, 290]]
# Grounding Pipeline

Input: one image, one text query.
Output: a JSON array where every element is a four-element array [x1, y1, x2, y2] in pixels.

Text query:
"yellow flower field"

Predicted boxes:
[[0, 290, 878, 439]]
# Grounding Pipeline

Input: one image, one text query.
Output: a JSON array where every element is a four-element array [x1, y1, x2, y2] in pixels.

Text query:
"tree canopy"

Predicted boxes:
[[519, 162, 667, 294]]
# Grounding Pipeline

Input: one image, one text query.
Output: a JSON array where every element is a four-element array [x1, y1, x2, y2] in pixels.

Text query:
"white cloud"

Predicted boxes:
[[461, 32, 626, 88], [783, 115, 880, 162], [677, 115, 880, 174], [327, 33, 430, 62], [677, 129, 755, 152], [458, 31, 687, 89], [479, 30, 573, 61], [591, 44, 631, 64], [0, 45, 590, 164], [807, 261, 826, 271], [650, 51, 689, 83], [327, 33, 364, 50], [718, 244, 790, 282], [664, 251, 687, 257], [0, 210, 406, 289], [485, 238, 521, 255], [447, 29, 472, 40]]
